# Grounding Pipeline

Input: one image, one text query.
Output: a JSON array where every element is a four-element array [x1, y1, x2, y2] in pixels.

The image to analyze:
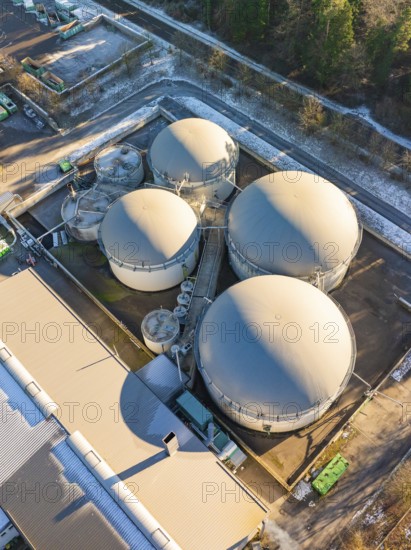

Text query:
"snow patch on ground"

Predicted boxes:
[[352, 497, 375, 522], [69, 101, 160, 162], [292, 480, 313, 502], [351, 199, 411, 255], [391, 350, 411, 382], [363, 505, 386, 527], [203, 85, 411, 217], [353, 105, 411, 151], [261, 520, 300, 550]]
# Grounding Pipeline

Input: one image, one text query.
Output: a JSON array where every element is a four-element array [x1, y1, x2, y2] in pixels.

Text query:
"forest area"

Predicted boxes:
[[145, 0, 411, 136]]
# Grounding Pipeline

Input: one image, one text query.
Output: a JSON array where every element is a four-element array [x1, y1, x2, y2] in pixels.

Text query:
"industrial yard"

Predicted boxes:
[[35, 18, 143, 87], [1, 5, 146, 88], [0, 1, 410, 549], [1, 106, 409, 492]]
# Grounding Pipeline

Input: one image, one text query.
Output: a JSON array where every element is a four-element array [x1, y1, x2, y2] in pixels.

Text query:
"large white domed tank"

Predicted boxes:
[[98, 188, 200, 291], [94, 143, 144, 187], [61, 188, 111, 242], [226, 171, 362, 292], [141, 309, 180, 354], [196, 275, 356, 433], [148, 118, 239, 201]]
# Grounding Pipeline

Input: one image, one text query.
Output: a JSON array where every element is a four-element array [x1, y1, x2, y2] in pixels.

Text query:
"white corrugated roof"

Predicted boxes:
[[0, 269, 266, 550], [227, 171, 361, 276], [99, 188, 199, 267], [137, 354, 189, 404], [149, 118, 238, 182], [198, 275, 355, 414], [0, 366, 153, 550]]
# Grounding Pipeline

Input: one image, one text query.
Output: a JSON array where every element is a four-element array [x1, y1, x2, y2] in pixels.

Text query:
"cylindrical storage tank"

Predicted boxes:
[[177, 293, 191, 307], [196, 275, 356, 433], [98, 188, 200, 292], [173, 305, 188, 322], [148, 118, 239, 201], [180, 280, 194, 294], [94, 143, 144, 187], [226, 171, 362, 292], [61, 188, 111, 242], [141, 309, 180, 354]]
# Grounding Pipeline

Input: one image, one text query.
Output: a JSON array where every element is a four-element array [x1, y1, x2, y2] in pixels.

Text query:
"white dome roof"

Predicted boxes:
[[149, 118, 238, 182], [197, 276, 355, 416], [99, 188, 198, 268], [227, 171, 361, 277]]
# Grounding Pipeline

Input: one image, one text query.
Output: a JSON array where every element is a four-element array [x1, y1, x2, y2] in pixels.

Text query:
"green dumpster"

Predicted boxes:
[[59, 159, 73, 173], [312, 453, 349, 496], [0, 106, 9, 122]]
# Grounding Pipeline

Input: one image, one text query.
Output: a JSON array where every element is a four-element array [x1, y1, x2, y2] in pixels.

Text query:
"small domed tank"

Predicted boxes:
[[94, 143, 144, 187], [142, 309, 180, 354], [61, 188, 111, 242]]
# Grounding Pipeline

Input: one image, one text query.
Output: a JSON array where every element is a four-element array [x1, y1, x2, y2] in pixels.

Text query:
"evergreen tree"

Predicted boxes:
[[367, 8, 411, 87], [305, 0, 355, 85], [392, 7, 411, 54]]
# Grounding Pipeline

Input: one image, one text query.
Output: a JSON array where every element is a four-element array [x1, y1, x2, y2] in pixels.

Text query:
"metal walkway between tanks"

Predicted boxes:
[[181, 208, 226, 379]]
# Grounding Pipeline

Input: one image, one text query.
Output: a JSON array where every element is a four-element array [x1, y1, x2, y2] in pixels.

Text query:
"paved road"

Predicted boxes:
[[5, 77, 410, 234]]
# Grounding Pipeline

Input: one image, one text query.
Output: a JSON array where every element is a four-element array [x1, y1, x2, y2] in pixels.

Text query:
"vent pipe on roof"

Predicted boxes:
[[162, 432, 179, 457]]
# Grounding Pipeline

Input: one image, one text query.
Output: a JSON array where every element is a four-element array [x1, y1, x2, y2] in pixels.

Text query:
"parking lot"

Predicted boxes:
[[0, 87, 55, 192]]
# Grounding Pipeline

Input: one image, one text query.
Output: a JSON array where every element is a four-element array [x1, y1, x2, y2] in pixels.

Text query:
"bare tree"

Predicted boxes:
[[380, 140, 398, 170], [362, 0, 406, 29], [238, 63, 252, 86], [208, 47, 227, 73], [298, 96, 326, 133], [0, 54, 21, 84], [368, 133, 384, 160], [400, 149, 411, 181]]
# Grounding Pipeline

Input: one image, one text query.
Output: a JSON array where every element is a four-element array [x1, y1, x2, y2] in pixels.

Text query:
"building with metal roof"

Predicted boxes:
[[148, 118, 239, 201], [0, 269, 266, 549], [196, 275, 356, 433], [98, 188, 200, 291], [226, 171, 362, 291], [0, 364, 155, 550]]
